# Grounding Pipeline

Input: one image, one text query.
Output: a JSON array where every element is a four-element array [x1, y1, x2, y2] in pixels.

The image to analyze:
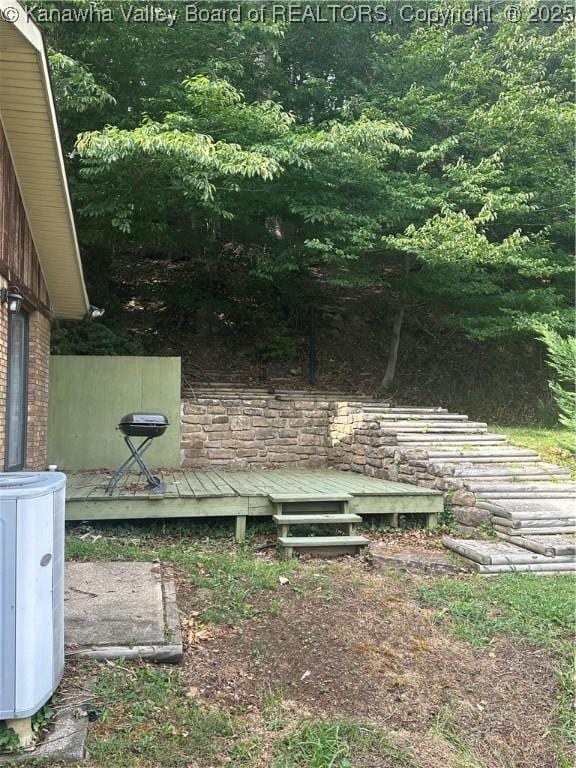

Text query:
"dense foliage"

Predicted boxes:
[[536, 326, 576, 431], [39, 1, 574, 404]]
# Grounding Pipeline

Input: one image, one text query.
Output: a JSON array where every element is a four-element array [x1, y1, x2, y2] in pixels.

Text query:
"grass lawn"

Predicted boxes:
[[23, 523, 573, 768], [493, 425, 576, 477]]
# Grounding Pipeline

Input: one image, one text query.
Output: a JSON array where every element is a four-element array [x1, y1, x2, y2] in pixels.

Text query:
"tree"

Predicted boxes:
[[38, 1, 574, 388], [536, 326, 576, 432]]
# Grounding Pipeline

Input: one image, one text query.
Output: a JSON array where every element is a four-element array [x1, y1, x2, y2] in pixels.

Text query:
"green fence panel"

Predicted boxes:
[[48, 356, 181, 470]]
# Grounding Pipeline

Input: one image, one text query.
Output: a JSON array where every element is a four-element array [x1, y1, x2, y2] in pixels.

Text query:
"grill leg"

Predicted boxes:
[[124, 436, 166, 494], [105, 437, 157, 495]]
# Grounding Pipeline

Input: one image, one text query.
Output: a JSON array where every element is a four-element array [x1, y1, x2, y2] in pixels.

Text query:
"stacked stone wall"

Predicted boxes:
[[182, 394, 337, 469]]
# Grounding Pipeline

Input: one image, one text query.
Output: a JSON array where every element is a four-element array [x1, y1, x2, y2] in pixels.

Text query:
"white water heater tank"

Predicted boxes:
[[0, 472, 66, 719]]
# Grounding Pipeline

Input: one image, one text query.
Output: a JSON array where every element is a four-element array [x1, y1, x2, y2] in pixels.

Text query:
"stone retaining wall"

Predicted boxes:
[[181, 393, 462, 523], [181, 394, 338, 469]]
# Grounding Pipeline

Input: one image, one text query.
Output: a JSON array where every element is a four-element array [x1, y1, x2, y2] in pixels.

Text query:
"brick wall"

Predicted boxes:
[[182, 394, 340, 469], [25, 311, 51, 470], [1, 121, 53, 471], [0, 300, 51, 471]]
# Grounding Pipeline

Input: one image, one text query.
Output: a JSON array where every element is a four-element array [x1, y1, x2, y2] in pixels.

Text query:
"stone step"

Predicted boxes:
[[474, 560, 575, 574], [492, 515, 576, 530], [494, 523, 576, 536], [478, 498, 576, 519], [278, 535, 368, 548], [269, 493, 352, 504], [425, 448, 539, 459], [419, 453, 541, 465], [397, 433, 507, 444], [375, 413, 470, 422], [381, 422, 488, 433], [453, 464, 571, 480], [495, 532, 576, 557], [363, 406, 448, 413], [273, 513, 361, 525], [469, 481, 576, 499], [443, 536, 575, 566]]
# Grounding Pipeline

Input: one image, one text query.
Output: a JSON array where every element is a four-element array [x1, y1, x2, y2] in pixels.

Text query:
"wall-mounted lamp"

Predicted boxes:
[[88, 305, 105, 320], [0, 286, 24, 313]]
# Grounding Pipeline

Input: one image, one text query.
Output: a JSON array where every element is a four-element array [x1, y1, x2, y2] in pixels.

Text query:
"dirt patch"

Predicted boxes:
[[183, 563, 561, 768]]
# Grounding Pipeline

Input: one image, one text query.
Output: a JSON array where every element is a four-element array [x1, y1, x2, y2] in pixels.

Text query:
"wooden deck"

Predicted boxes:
[[65, 468, 443, 540]]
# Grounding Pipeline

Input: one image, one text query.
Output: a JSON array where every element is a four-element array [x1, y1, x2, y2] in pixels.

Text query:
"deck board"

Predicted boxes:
[[64, 468, 443, 523]]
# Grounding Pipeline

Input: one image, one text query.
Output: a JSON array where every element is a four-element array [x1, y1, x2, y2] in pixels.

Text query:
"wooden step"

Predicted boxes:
[[269, 493, 352, 503], [273, 513, 361, 525], [278, 535, 368, 547]]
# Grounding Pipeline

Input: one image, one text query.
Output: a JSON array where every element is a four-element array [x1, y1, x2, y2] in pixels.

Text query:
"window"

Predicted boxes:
[[5, 310, 29, 471]]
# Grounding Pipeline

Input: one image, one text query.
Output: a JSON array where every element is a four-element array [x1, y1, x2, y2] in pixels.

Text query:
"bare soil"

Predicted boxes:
[[182, 560, 561, 768]]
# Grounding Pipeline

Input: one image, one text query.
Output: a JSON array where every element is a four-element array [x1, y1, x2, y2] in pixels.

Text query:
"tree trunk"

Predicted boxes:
[[379, 254, 410, 393], [380, 303, 405, 392]]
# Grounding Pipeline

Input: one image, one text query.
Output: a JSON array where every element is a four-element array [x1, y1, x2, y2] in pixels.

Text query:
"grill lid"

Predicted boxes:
[[119, 413, 169, 427]]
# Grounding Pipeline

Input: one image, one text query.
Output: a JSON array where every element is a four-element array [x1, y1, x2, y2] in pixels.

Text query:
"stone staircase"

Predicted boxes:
[[341, 404, 575, 574], [269, 492, 369, 560]]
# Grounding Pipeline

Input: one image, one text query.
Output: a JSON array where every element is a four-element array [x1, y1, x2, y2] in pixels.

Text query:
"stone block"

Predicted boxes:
[[255, 428, 279, 440], [265, 437, 298, 446], [298, 434, 324, 447], [452, 506, 491, 527], [230, 415, 252, 431], [182, 403, 207, 415], [203, 430, 232, 441], [207, 449, 237, 460], [204, 422, 232, 433], [182, 415, 211, 425], [266, 399, 292, 410], [232, 430, 257, 441]]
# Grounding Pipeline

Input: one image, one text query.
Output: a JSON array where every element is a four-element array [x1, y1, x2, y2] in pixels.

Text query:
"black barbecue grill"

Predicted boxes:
[[105, 413, 169, 496]]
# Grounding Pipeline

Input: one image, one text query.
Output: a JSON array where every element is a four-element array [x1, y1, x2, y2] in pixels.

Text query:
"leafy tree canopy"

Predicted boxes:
[[38, 0, 574, 381]]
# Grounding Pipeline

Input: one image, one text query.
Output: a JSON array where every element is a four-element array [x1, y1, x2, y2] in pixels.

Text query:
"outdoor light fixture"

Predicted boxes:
[[0, 286, 24, 313], [88, 305, 105, 320]]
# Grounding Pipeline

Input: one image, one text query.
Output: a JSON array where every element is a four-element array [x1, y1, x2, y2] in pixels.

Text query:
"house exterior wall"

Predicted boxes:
[[0, 122, 52, 471]]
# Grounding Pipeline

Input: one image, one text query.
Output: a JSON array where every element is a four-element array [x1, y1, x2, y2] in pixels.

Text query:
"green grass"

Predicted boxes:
[[419, 573, 575, 647], [87, 662, 260, 768], [431, 705, 486, 768], [271, 721, 417, 768], [420, 573, 576, 758], [493, 425, 576, 477], [87, 665, 418, 768], [67, 526, 298, 624]]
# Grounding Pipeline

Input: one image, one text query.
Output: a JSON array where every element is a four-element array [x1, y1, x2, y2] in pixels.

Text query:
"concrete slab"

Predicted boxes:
[[65, 561, 182, 662], [0, 707, 88, 764]]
